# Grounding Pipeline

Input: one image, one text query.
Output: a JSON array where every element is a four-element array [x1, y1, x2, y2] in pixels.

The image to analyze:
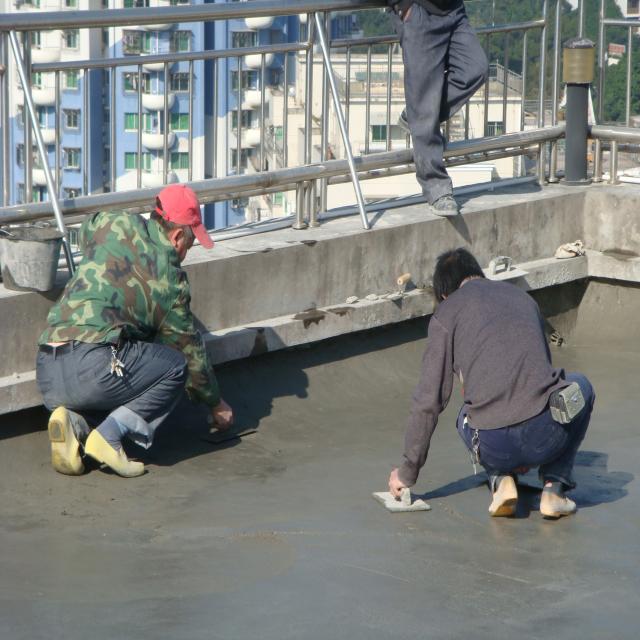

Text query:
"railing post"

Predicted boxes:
[[8, 30, 75, 273], [563, 37, 594, 185], [609, 140, 619, 185], [0, 32, 10, 206]]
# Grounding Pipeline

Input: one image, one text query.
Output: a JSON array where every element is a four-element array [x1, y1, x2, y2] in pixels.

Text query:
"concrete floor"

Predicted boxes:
[[0, 318, 638, 639]]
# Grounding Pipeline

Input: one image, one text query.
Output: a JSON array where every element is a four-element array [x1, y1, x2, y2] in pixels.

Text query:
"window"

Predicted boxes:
[[64, 109, 80, 129], [124, 113, 153, 130], [487, 121, 504, 136], [231, 196, 249, 209], [124, 152, 152, 170], [230, 70, 258, 91], [273, 192, 284, 207], [122, 30, 152, 55], [230, 149, 249, 169], [231, 110, 252, 130], [170, 152, 189, 170], [170, 31, 191, 53], [64, 0, 78, 7], [64, 188, 81, 198], [32, 186, 48, 202], [36, 106, 48, 127], [32, 72, 43, 89], [371, 125, 386, 143], [231, 31, 258, 49], [123, 72, 151, 92], [16, 145, 24, 166], [170, 72, 190, 92], [63, 148, 81, 170], [123, 0, 149, 6], [63, 30, 79, 49], [170, 113, 189, 131], [30, 31, 42, 48], [64, 70, 79, 90], [170, 0, 189, 4], [17, 184, 25, 204], [274, 125, 284, 143]]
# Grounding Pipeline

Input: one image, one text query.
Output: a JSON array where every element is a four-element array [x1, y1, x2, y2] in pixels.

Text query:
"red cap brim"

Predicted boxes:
[[192, 222, 214, 249]]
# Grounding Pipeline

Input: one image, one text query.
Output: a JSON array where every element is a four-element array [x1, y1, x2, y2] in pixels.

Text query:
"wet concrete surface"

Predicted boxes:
[[0, 319, 638, 639]]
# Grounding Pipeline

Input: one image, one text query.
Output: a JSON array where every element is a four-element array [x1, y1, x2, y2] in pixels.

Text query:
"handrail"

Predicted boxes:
[[0, 126, 565, 225], [0, 0, 385, 32]]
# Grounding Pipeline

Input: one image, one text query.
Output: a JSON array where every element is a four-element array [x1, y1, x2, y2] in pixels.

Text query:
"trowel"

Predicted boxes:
[[372, 487, 431, 513]]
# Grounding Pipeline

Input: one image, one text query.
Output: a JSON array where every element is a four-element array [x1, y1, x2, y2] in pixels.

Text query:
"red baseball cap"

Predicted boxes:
[[155, 184, 214, 249]]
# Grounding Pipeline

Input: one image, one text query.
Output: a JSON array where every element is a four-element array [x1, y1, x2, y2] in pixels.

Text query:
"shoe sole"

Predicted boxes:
[[48, 407, 84, 476], [488, 477, 518, 517]]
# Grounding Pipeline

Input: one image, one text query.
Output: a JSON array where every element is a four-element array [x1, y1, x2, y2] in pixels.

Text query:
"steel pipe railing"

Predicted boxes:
[[0, 125, 565, 225]]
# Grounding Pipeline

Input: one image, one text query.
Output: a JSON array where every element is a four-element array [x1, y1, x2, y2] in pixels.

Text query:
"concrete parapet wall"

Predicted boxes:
[[1, 182, 639, 414]]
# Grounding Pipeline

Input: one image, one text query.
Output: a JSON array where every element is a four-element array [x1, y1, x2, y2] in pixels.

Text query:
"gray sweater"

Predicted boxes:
[[399, 278, 567, 486]]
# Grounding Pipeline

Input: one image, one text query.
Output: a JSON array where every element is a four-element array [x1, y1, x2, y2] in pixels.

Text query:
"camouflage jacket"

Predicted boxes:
[[39, 211, 220, 407]]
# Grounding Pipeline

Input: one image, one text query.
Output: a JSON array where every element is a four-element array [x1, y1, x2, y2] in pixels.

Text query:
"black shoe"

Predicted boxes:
[[430, 195, 459, 217], [398, 108, 410, 134]]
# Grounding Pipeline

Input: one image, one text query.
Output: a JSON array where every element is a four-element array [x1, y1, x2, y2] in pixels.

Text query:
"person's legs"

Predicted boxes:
[[538, 373, 595, 489], [36, 340, 187, 476], [390, 5, 453, 204], [439, 6, 489, 124], [456, 408, 519, 516]]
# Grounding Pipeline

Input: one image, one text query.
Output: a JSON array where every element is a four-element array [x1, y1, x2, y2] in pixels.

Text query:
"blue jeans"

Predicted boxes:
[[457, 373, 595, 489]]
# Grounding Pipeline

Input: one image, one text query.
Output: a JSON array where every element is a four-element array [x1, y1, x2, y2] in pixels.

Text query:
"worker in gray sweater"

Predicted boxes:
[[388, 249, 595, 518]]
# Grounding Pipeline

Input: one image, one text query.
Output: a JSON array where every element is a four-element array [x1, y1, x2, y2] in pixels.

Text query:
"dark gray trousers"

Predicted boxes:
[[390, 3, 489, 203], [36, 340, 187, 449]]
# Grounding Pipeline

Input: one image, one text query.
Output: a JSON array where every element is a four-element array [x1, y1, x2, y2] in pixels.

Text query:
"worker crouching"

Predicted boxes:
[[36, 184, 233, 478], [388, 248, 595, 518]]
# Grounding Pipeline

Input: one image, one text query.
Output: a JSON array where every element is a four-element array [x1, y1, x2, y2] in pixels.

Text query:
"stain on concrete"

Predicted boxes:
[[602, 248, 640, 261], [250, 327, 268, 356], [327, 307, 353, 317], [293, 309, 326, 328]]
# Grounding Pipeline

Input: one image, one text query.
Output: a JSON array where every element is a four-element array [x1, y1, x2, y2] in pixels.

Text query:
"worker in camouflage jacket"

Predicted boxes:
[[36, 184, 233, 478]]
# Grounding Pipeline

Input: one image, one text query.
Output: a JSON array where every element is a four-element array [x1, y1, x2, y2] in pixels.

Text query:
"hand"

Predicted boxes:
[[388, 468, 408, 499], [401, 5, 412, 22], [210, 399, 234, 431]]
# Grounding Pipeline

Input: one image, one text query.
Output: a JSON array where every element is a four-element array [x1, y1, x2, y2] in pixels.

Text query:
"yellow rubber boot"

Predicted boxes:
[[48, 407, 85, 476], [488, 475, 518, 517], [85, 430, 145, 478]]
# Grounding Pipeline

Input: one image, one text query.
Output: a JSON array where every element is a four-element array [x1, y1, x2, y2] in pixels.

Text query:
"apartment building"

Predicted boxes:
[[3, 0, 105, 206]]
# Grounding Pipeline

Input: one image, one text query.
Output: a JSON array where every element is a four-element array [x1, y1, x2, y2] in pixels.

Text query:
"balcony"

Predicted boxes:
[[40, 128, 56, 145], [242, 90, 263, 109], [245, 17, 274, 30], [241, 128, 261, 147], [244, 53, 275, 69], [32, 87, 56, 106], [141, 169, 178, 188], [141, 131, 176, 150], [31, 46, 61, 64], [141, 92, 176, 110], [142, 58, 176, 71], [31, 168, 47, 186]]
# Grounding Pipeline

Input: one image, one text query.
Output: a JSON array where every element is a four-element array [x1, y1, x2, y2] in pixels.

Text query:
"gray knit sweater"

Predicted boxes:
[[399, 278, 568, 486]]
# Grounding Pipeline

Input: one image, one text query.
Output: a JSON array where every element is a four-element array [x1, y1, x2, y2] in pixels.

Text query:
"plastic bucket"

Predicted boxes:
[[0, 226, 64, 292]]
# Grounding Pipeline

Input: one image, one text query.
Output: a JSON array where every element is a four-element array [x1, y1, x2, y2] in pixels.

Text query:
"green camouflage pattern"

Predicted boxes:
[[39, 211, 220, 407]]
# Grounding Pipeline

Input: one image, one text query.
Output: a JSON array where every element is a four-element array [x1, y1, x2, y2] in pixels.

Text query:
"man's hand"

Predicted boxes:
[[388, 468, 408, 499], [210, 399, 234, 431]]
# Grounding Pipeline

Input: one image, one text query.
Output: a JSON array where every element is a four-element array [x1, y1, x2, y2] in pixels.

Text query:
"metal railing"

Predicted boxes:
[[0, 0, 623, 250]]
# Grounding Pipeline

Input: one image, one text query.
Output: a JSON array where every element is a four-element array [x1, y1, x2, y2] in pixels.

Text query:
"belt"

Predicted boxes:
[[39, 342, 77, 355]]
